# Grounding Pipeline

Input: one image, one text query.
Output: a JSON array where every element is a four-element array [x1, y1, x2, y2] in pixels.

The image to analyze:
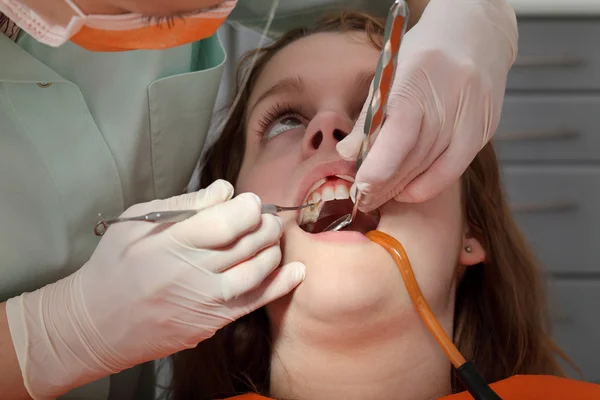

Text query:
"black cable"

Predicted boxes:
[[456, 361, 502, 400]]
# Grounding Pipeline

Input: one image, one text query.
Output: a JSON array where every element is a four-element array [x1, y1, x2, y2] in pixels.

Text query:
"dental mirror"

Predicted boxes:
[[323, 190, 362, 232]]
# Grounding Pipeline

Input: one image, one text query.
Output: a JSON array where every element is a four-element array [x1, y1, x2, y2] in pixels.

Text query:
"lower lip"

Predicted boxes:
[[307, 230, 370, 243]]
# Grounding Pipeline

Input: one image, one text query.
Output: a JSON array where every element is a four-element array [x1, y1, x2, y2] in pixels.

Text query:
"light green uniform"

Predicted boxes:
[[0, 30, 226, 399]]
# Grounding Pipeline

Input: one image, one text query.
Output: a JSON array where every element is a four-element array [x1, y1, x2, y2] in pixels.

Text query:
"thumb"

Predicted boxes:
[[337, 93, 372, 161], [162, 179, 234, 211], [336, 128, 362, 161], [227, 262, 306, 318], [353, 101, 423, 211]]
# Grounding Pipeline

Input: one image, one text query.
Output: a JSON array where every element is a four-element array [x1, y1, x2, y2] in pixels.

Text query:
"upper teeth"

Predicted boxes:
[[299, 175, 355, 226], [302, 175, 354, 205]]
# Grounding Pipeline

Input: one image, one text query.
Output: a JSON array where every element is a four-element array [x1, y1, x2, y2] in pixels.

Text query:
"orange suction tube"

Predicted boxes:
[[366, 230, 503, 400], [366, 230, 466, 367]]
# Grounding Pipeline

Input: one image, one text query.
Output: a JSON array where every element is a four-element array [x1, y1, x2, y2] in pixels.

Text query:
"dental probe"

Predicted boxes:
[[366, 230, 502, 400], [93, 202, 318, 236], [325, 0, 409, 232]]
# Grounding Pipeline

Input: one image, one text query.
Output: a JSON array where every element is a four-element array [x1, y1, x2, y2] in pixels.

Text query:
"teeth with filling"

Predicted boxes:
[[299, 175, 354, 226]]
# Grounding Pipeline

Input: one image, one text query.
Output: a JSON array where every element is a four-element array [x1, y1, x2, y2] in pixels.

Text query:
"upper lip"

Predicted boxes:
[[295, 159, 357, 206]]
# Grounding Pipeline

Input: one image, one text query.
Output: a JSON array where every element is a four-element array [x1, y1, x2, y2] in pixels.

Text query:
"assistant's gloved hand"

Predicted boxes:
[[6, 179, 305, 400], [337, 0, 518, 211]]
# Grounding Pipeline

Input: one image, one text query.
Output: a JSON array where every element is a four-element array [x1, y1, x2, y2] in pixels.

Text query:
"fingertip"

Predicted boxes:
[[236, 193, 264, 229], [395, 170, 448, 204], [354, 181, 385, 209], [286, 261, 306, 284], [336, 132, 361, 161], [357, 196, 384, 213], [354, 180, 373, 196], [357, 201, 377, 214], [208, 179, 235, 201], [392, 186, 414, 203], [353, 182, 382, 211], [275, 215, 284, 230], [349, 182, 358, 204], [227, 261, 306, 317], [235, 192, 263, 213], [394, 185, 431, 203], [355, 183, 394, 212], [337, 145, 356, 161], [165, 192, 201, 211]]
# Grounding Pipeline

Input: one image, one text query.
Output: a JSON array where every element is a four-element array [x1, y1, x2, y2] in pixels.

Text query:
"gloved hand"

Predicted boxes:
[[337, 0, 518, 211], [6, 179, 305, 399]]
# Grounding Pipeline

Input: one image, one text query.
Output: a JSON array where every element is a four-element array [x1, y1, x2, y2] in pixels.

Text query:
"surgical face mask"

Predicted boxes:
[[0, 0, 237, 51]]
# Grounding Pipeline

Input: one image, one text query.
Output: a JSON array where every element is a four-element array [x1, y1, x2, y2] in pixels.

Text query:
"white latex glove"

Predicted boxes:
[[6, 179, 305, 400], [337, 0, 518, 211]]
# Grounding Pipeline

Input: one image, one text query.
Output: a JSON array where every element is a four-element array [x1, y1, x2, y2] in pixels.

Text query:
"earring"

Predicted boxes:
[[465, 245, 472, 253]]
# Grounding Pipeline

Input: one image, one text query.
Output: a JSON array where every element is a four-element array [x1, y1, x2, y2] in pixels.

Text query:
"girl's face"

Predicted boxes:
[[236, 32, 485, 332]]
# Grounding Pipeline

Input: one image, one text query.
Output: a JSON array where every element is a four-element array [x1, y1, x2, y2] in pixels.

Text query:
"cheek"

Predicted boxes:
[[379, 183, 463, 252], [376, 183, 464, 308], [235, 147, 299, 203]]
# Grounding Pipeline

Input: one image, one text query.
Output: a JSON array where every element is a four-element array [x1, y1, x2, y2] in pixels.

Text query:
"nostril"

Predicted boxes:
[[333, 129, 347, 142], [311, 131, 323, 149]]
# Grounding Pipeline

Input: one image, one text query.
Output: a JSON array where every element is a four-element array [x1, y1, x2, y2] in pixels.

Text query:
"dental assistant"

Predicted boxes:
[[0, 0, 518, 399]]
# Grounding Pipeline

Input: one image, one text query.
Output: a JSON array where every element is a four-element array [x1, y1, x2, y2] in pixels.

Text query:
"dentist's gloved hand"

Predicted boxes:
[[6, 179, 305, 400], [337, 0, 518, 211]]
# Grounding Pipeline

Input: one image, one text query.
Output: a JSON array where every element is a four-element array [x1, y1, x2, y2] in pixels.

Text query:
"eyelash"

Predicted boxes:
[[143, 5, 218, 27], [143, 13, 187, 28], [255, 103, 306, 141]]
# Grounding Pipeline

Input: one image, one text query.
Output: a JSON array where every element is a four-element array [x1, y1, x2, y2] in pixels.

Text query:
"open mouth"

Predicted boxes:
[[298, 175, 380, 234]]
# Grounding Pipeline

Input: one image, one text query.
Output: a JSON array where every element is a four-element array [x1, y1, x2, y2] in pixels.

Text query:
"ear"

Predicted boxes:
[[459, 228, 486, 266]]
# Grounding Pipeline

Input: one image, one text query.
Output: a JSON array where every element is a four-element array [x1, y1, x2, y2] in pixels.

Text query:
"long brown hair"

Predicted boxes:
[[168, 12, 569, 400]]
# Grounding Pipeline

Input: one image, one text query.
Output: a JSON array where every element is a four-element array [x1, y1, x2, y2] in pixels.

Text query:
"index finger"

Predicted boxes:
[[355, 102, 423, 194], [169, 192, 264, 249]]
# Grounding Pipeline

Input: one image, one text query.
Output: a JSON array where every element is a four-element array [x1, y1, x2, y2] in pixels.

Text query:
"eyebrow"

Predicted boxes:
[[249, 76, 305, 114], [352, 70, 375, 119], [249, 70, 376, 116]]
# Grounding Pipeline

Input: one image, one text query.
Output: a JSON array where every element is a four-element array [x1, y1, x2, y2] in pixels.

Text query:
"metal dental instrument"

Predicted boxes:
[[93, 202, 319, 236], [324, 0, 409, 233]]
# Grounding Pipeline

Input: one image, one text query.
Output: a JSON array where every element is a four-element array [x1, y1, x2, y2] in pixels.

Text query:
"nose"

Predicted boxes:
[[301, 111, 353, 159]]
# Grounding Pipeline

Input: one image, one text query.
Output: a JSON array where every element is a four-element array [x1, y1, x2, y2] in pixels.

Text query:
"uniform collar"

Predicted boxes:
[[0, 33, 68, 84]]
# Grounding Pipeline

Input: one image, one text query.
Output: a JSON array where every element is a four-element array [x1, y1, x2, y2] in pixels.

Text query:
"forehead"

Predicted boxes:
[[249, 32, 380, 105]]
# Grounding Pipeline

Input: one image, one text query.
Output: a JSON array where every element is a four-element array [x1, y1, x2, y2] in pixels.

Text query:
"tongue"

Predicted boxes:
[[310, 199, 352, 232]]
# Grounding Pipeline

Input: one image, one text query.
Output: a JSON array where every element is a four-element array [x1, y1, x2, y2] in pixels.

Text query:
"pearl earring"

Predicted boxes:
[[465, 245, 472, 253]]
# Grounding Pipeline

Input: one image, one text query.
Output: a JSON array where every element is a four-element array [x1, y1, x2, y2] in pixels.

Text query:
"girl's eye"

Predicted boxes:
[[266, 116, 305, 140]]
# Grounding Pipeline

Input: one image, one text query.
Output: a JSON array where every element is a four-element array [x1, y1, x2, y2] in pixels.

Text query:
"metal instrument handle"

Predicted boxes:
[[261, 204, 279, 215], [142, 210, 199, 222], [359, 0, 409, 169], [95, 203, 316, 236]]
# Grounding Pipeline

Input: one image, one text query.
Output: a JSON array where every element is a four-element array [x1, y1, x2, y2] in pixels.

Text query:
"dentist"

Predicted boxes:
[[0, 0, 518, 399]]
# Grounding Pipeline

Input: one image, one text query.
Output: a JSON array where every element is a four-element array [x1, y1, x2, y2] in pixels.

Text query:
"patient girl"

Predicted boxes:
[[168, 12, 567, 400]]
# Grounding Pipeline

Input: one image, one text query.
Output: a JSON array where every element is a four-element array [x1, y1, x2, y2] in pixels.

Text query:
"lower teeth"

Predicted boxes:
[[299, 199, 356, 233], [299, 205, 382, 235]]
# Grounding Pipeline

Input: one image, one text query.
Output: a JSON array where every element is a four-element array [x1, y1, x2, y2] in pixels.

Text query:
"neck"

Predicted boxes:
[[269, 310, 454, 400]]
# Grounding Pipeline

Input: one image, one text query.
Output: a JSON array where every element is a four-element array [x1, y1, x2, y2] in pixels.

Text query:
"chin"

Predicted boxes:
[[278, 227, 408, 325], [267, 248, 414, 347]]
